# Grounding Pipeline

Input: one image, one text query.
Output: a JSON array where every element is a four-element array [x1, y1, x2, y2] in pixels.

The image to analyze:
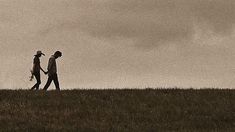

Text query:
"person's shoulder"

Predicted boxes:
[[49, 55, 55, 60], [34, 56, 39, 60], [33, 56, 40, 63]]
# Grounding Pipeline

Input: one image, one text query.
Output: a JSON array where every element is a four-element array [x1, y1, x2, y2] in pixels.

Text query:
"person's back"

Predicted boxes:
[[33, 56, 40, 73], [47, 55, 57, 76]]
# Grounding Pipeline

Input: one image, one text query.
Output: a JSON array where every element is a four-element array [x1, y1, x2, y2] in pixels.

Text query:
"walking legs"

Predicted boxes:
[[43, 74, 60, 91], [31, 72, 41, 90]]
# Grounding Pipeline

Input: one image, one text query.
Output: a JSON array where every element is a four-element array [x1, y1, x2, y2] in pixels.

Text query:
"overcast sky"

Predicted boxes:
[[0, 0, 235, 89]]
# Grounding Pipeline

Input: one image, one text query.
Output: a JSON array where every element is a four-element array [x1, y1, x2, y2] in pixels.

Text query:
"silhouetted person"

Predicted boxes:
[[43, 51, 62, 91], [31, 51, 47, 90]]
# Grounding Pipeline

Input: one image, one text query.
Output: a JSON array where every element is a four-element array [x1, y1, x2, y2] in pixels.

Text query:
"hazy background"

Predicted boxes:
[[0, 0, 235, 89]]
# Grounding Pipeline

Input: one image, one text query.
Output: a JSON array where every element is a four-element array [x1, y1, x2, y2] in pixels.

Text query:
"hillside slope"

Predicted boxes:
[[0, 89, 234, 131]]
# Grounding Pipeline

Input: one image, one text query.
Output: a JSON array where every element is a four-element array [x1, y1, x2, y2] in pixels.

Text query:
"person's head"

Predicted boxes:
[[54, 51, 62, 59], [35, 50, 45, 57]]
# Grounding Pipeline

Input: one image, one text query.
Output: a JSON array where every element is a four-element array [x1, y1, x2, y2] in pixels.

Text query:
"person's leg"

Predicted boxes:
[[35, 73, 41, 90], [43, 75, 53, 91], [31, 83, 37, 90], [53, 74, 60, 91], [31, 72, 41, 90]]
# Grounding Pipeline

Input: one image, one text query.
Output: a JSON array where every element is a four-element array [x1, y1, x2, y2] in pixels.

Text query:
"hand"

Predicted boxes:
[[29, 75, 34, 81]]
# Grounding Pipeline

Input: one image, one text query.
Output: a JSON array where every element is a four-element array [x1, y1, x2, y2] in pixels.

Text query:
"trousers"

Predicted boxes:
[[31, 72, 41, 90], [43, 73, 60, 91]]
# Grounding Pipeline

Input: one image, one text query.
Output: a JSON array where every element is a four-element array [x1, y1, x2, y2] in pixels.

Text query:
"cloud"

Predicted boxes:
[[191, 0, 235, 34], [30, 0, 234, 49], [1, 0, 234, 47]]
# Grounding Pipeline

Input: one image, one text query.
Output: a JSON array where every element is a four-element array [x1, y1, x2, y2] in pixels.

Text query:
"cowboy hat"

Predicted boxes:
[[35, 50, 45, 56]]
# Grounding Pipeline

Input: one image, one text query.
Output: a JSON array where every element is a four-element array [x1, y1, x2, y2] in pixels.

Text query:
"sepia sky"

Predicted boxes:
[[0, 0, 235, 89]]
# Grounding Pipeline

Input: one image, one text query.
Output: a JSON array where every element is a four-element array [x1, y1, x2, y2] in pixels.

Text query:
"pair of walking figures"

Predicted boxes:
[[30, 50, 62, 91]]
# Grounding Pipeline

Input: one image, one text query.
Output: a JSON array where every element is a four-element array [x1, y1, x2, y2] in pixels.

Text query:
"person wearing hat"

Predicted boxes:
[[43, 51, 62, 91], [31, 50, 47, 90]]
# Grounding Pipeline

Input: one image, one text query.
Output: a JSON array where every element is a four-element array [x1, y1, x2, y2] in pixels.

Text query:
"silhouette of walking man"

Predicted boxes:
[[31, 51, 47, 90], [43, 51, 62, 91]]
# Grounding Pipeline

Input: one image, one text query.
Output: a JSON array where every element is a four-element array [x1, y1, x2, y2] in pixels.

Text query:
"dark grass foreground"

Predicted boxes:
[[0, 89, 235, 131]]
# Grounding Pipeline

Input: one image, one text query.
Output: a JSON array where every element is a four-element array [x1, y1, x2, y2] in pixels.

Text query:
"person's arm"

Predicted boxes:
[[40, 66, 47, 74], [32, 64, 36, 73], [32, 58, 37, 73], [30, 63, 35, 81]]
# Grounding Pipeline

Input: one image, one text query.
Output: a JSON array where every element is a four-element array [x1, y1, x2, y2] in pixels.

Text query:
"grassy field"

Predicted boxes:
[[0, 89, 235, 131]]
